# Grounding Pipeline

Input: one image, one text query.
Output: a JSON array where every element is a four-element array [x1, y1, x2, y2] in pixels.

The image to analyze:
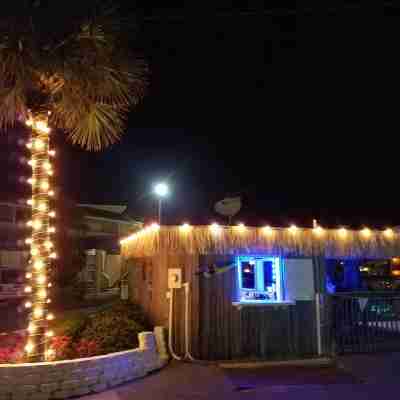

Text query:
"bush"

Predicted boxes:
[[51, 301, 147, 360]]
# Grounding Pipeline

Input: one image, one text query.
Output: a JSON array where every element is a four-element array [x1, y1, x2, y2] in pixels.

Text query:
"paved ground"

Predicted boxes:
[[83, 354, 400, 400]]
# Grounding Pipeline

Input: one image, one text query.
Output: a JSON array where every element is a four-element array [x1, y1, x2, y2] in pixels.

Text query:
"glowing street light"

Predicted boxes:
[[154, 182, 169, 224]]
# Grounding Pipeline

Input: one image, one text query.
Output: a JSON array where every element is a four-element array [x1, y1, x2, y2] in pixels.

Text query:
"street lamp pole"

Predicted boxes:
[[154, 182, 169, 225], [158, 198, 162, 225]]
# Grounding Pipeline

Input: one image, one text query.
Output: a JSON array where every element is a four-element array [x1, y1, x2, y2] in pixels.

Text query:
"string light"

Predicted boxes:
[[27, 199, 33, 205], [33, 308, 43, 318], [313, 226, 324, 237], [236, 223, 246, 233], [46, 313, 54, 321], [34, 260, 44, 270], [210, 223, 221, 235], [288, 225, 298, 235], [25, 116, 55, 362], [45, 349, 55, 359], [338, 227, 347, 239], [384, 228, 394, 239], [262, 225, 274, 236], [361, 228, 371, 238], [50, 252, 57, 259], [150, 222, 160, 231], [25, 342, 34, 354], [47, 283, 52, 288], [179, 223, 192, 233]]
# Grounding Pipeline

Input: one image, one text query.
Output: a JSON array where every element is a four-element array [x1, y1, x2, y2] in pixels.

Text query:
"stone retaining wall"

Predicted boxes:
[[0, 327, 169, 400]]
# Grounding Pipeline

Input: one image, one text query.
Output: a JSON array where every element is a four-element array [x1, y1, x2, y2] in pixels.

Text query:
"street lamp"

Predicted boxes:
[[154, 182, 169, 224]]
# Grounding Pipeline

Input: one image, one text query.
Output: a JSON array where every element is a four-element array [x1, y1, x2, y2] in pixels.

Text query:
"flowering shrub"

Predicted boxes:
[[0, 333, 26, 363], [51, 335, 73, 360], [74, 338, 100, 358]]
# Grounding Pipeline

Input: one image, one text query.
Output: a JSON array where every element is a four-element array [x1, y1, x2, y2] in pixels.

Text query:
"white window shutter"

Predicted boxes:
[[284, 258, 315, 301]]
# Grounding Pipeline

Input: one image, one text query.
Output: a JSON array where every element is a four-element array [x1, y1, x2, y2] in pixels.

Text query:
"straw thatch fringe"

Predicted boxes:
[[121, 226, 400, 259]]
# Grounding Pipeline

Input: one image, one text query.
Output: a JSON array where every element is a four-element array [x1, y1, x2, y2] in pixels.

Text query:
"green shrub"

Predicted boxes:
[[80, 313, 144, 353]]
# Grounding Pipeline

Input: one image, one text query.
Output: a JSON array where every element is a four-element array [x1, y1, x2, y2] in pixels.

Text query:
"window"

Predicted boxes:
[[237, 256, 282, 302]]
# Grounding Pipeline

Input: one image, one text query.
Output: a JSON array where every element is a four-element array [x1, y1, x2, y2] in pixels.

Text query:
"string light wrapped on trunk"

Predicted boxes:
[[24, 113, 56, 362]]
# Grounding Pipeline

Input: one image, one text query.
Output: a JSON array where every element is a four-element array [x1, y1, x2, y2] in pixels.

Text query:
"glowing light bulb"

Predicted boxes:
[[50, 252, 57, 259], [24, 286, 32, 293], [46, 313, 54, 321], [31, 248, 39, 256], [27, 199, 33, 205], [38, 202, 47, 212], [34, 308, 43, 318], [44, 240, 53, 250], [47, 298, 51, 304], [26, 142, 32, 149], [338, 228, 347, 239], [48, 190, 54, 197], [262, 225, 273, 236], [26, 119, 33, 127], [34, 139, 45, 150], [150, 222, 160, 231], [25, 238, 32, 244], [210, 223, 221, 234], [36, 120, 50, 134], [45, 330, 54, 338], [236, 223, 246, 233], [48, 226, 56, 233], [26, 272, 32, 279], [27, 178, 36, 185], [41, 181, 49, 191], [384, 228, 394, 239], [25, 342, 34, 353], [45, 349, 55, 358], [38, 289, 47, 299], [27, 324, 36, 333], [25, 301, 32, 308], [289, 225, 298, 235], [179, 223, 192, 233], [37, 275, 46, 284], [48, 211, 56, 218], [313, 226, 324, 237], [48, 150, 56, 157], [47, 282, 52, 288], [361, 228, 371, 238], [34, 260, 44, 270], [32, 219, 42, 230]]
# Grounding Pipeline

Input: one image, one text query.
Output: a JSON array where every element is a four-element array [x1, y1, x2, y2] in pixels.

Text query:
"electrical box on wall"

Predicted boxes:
[[168, 268, 182, 289]]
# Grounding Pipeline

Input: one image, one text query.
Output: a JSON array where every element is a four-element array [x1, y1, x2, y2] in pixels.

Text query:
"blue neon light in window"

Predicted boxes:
[[237, 256, 282, 302]]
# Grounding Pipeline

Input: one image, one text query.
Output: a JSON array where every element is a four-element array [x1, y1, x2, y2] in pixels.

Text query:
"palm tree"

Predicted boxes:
[[0, 1, 147, 361]]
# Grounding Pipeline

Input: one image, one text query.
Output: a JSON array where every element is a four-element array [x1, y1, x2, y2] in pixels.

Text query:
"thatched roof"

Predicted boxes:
[[120, 224, 400, 259]]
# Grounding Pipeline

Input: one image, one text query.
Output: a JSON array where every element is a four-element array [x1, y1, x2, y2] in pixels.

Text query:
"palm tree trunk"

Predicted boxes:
[[25, 115, 55, 362]]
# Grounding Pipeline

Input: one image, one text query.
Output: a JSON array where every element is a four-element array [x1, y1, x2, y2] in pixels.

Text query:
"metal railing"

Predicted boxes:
[[332, 292, 400, 354]]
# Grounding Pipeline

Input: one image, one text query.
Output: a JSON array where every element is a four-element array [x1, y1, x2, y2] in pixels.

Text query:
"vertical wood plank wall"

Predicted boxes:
[[128, 254, 319, 361]]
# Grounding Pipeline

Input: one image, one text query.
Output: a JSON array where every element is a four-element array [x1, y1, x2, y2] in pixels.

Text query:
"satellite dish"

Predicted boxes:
[[214, 197, 242, 223]]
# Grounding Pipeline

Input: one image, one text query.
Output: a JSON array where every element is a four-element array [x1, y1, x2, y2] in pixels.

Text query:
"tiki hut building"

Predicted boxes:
[[121, 224, 400, 361]]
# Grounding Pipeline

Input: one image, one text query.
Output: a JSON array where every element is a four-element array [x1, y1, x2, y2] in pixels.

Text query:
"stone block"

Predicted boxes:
[[40, 383, 59, 393], [71, 387, 90, 397], [51, 390, 73, 399], [30, 393, 50, 400], [21, 375, 42, 385], [91, 383, 107, 393], [15, 385, 37, 394], [82, 376, 98, 386], [60, 380, 79, 390]]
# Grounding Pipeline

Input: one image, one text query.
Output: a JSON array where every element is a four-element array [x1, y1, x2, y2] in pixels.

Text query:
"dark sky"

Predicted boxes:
[[2, 2, 399, 227]]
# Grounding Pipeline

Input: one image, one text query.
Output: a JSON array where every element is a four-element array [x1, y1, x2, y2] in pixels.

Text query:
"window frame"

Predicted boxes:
[[237, 255, 283, 303]]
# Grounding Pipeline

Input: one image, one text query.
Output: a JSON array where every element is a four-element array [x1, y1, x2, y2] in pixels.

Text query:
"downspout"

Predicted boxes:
[[316, 292, 322, 355]]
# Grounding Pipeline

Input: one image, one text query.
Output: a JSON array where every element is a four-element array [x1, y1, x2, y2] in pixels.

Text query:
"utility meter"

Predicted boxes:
[[168, 268, 182, 289]]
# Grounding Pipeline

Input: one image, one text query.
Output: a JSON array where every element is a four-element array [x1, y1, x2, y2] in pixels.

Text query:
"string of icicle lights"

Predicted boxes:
[[120, 222, 396, 244], [24, 114, 56, 361]]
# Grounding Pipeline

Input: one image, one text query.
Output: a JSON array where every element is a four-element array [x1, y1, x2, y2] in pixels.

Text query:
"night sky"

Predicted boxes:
[[1, 2, 399, 227]]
